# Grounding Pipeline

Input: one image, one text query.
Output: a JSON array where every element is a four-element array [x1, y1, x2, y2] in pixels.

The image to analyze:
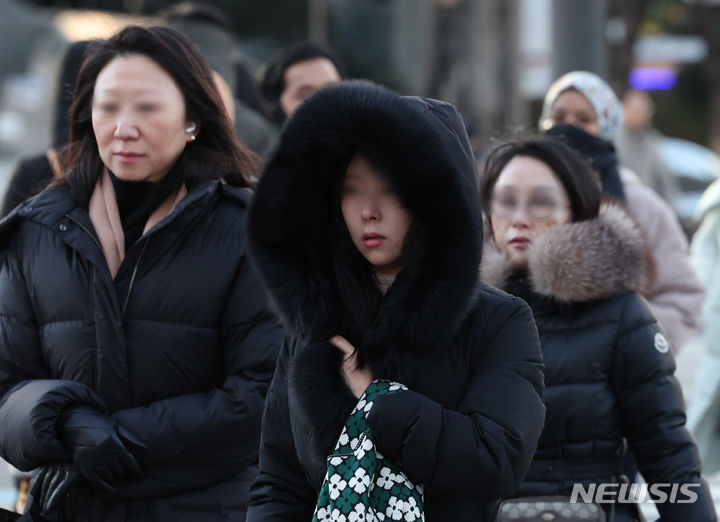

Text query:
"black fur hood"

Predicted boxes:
[[247, 81, 482, 358], [481, 203, 656, 302]]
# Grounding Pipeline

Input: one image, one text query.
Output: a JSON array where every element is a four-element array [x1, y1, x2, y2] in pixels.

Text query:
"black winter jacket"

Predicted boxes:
[[245, 81, 546, 521], [0, 179, 283, 521], [482, 204, 716, 521]]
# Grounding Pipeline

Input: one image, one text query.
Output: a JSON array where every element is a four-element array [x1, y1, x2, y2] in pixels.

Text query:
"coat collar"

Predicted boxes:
[[0, 180, 248, 283], [0, 179, 237, 239], [482, 203, 655, 303]]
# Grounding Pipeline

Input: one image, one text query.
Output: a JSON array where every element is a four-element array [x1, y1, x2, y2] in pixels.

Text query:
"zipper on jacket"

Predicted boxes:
[[65, 214, 103, 253], [66, 213, 150, 317], [122, 237, 150, 317]]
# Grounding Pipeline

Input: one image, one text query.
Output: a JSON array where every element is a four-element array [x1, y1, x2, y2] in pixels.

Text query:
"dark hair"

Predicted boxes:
[[52, 40, 91, 150], [328, 152, 426, 351], [260, 42, 344, 124], [329, 197, 382, 349], [58, 25, 256, 208], [480, 138, 601, 227], [158, 2, 238, 91]]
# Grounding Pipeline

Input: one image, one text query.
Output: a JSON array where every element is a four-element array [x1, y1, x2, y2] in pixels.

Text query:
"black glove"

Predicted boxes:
[[58, 405, 145, 493], [27, 463, 80, 516]]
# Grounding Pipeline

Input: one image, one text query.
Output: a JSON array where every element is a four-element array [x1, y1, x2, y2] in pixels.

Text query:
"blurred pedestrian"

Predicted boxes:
[[1, 40, 90, 217], [616, 89, 680, 206], [234, 61, 271, 119], [159, 1, 276, 158], [538, 71, 704, 353], [481, 138, 716, 522], [0, 25, 281, 521], [245, 81, 546, 521], [259, 42, 343, 126], [687, 178, 720, 475]]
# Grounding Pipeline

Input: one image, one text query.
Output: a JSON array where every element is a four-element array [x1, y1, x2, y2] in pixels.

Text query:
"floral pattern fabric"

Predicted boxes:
[[313, 380, 424, 522]]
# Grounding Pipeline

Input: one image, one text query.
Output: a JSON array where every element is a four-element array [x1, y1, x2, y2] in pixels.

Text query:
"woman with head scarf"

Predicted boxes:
[[538, 71, 704, 353]]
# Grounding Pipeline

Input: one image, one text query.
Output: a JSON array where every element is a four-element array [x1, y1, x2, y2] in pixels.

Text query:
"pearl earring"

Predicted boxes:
[[186, 122, 197, 133]]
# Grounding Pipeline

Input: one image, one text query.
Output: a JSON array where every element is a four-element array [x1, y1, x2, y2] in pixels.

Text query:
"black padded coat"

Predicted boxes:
[[482, 204, 716, 522], [245, 81, 547, 521], [0, 179, 283, 521]]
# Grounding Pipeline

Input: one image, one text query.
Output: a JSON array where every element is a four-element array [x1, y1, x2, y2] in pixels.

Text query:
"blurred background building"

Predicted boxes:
[[1, 0, 719, 232]]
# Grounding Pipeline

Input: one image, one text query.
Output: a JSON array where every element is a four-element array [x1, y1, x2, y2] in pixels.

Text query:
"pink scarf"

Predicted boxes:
[[88, 170, 188, 278]]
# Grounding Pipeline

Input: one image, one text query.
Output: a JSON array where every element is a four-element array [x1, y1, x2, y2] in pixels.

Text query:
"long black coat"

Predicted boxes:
[[245, 81, 546, 521], [0, 179, 283, 521], [482, 204, 716, 521]]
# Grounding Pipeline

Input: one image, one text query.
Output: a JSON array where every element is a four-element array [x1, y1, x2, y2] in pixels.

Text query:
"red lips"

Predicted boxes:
[[509, 236, 530, 249], [114, 151, 144, 163], [362, 232, 386, 241], [362, 232, 386, 247]]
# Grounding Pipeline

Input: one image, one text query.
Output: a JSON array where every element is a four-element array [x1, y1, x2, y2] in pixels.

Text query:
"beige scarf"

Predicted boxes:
[[88, 170, 188, 278]]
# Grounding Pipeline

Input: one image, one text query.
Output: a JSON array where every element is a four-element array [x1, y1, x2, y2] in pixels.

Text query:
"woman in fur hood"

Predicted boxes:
[[245, 81, 546, 521], [480, 138, 715, 522]]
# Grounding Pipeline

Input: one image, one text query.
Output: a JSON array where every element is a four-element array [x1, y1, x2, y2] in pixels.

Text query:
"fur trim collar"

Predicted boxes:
[[482, 204, 655, 302]]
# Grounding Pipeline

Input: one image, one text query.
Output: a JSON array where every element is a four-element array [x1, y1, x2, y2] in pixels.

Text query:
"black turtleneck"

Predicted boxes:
[[108, 161, 184, 251]]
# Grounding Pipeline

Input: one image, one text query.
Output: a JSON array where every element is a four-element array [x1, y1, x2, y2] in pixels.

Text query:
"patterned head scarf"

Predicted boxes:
[[539, 71, 624, 142]]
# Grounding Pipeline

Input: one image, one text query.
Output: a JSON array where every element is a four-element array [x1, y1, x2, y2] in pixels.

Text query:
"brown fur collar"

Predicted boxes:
[[481, 203, 655, 302]]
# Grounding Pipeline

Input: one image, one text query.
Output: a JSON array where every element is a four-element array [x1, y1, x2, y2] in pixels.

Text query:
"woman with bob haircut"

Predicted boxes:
[[0, 25, 282, 521], [480, 137, 715, 522], [245, 80, 546, 521]]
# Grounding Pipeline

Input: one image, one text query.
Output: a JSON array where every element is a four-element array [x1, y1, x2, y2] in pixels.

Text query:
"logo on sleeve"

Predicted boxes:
[[654, 333, 670, 353]]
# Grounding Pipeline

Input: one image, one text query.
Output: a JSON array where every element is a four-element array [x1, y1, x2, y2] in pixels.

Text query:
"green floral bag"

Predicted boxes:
[[312, 380, 424, 522]]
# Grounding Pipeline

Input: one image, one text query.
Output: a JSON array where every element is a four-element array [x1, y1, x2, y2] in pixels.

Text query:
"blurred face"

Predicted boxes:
[[280, 57, 341, 118], [92, 54, 197, 183], [341, 154, 411, 275], [623, 90, 653, 131], [490, 155, 572, 267], [549, 89, 601, 137]]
